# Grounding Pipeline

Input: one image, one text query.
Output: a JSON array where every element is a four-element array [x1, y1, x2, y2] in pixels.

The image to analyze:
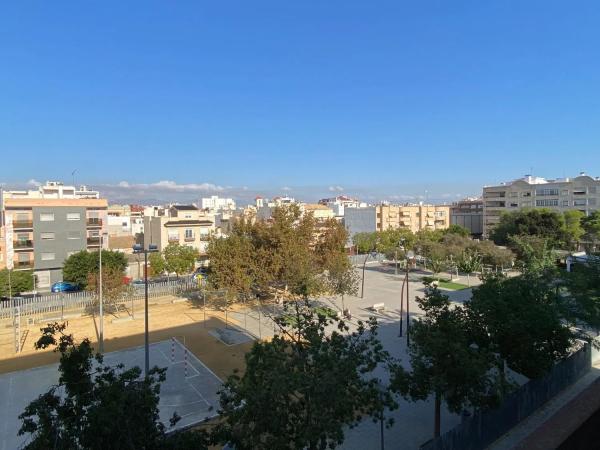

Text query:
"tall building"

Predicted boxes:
[[2, 196, 108, 289], [450, 198, 483, 237], [201, 195, 235, 211], [2, 181, 100, 200], [376, 203, 450, 233], [483, 173, 600, 236], [343, 207, 377, 243]]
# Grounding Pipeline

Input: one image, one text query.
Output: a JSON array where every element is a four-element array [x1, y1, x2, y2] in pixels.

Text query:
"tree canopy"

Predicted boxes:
[[63, 250, 128, 288], [0, 269, 34, 296], [163, 243, 199, 276]]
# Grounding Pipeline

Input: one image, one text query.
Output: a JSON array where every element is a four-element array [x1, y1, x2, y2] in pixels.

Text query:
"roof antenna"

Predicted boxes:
[[71, 169, 77, 187]]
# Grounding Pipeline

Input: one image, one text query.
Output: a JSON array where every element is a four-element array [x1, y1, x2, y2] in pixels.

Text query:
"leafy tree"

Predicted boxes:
[[214, 302, 396, 450], [376, 228, 415, 260], [0, 269, 34, 296], [392, 286, 498, 438], [163, 243, 199, 276], [456, 251, 482, 287], [352, 231, 378, 254], [148, 252, 166, 277], [86, 266, 132, 307], [563, 210, 585, 247], [558, 259, 600, 332], [63, 250, 127, 288], [326, 254, 360, 312], [207, 234, 256, 298], [509, 235, 557, 273], [467, 273, 573, 381], [19, 322, 209, 450], [582, 210, 600, 243], [444, 224, 471, 237], [489, 209, 568, 248], [471, 240, 514, 268]]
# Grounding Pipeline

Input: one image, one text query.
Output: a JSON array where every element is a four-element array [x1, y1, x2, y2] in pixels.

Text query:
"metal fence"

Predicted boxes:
[[0, 279, 198, 321], [420, 343, 592, 450]]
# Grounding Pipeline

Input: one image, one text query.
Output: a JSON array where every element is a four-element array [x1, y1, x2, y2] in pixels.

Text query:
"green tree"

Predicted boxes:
[[214, 303, 396, 450], [582, 210, 600, 244], [0, 269, 34, 296], [392, 286, 498, 438], [326, 254, 360, 312], [207, 234, 256, 298], [19, 322, 209, 450], [376, 228, 415, 260], [456, 251, 483, 287], [489, 209, 568, 248], [63, 250, 127, 288], [509, 234, 557, 273], [352, 232, 378, 254], [163, 243, 199, 276], [471, 240, 514, 269], [148, 252, 167, 277], [467, 273, 573, 382], [86, 266, 131, 307], [444, 224, 471, 237], [563, 210, 585, 248]]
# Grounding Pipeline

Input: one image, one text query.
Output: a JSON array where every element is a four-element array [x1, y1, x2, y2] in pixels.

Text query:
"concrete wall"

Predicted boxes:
[[343, 207, 376, 243], [451, 213, 483, 235]]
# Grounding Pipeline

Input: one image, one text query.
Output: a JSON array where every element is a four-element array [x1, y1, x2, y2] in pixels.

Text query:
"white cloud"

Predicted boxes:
[[328, 185, 344, 192], [27, 179, 42, 187], [281, 186, 292, 191], [110, 180, 223, 192]]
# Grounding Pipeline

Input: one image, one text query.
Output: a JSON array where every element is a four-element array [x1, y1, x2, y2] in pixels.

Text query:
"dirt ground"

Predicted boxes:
[[0, 298, 253, 379]]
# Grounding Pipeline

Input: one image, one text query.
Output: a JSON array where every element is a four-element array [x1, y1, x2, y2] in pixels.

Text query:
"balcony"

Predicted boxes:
[[184, 235, 196, 242], [168, 235, 180, 243], [87, 237, 101, 246], [86, 218, 103, 227], [12, 220, 33, 229], [484, 191, 506, 198], [15, 260, 34, 269], [13, 240, 33, 249]]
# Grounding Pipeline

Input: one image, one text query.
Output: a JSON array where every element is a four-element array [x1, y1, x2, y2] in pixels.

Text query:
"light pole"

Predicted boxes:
[[133, 243, 158, 377], [98, 232, 108, 353], [360, 251, 378, 299]]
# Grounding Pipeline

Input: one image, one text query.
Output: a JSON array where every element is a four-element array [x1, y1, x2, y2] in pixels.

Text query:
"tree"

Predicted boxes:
[[148, 252, 166, 277], [19, 322, 209, 450], [163, 243, 199, 276], [456, 251, 482, 287], [444, 224, 471, 237], [352, 232, 378, 254], [467, 273, 573, 381], [326, 254, 360, 313], [392, 286, 498, 438], [376, 228, 415, 260], [214, 303, 396, 450], [563, 210, 585, 248], [207, 234, 256, 298], [0, 269, 34, 296], [425, 242, 448, 280], [509, 234, 557, 273], [63, 250, 127, 288], [86, 266, 132, 308], [582, 210, 600, 244], [471, 240, 514, 269], [489, 209, 568, 248]]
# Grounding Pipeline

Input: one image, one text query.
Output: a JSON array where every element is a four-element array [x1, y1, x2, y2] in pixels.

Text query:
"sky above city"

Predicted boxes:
[[1, 1, 600, 204]]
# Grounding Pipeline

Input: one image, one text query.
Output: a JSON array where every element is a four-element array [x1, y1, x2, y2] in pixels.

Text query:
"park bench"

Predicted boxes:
[[371, 303, 385, 312]]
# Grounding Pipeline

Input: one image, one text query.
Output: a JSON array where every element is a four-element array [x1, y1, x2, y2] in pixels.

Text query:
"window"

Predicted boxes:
[[561, 190, 569, 196], [40, 213, 55, 222], [41, 252, 55, 261], [574, 199, 587, 206], [185, 229, 194, 239], [18, 253, 30, 262], [573, 188, 587, 195], [536, 188, 559, 196], [68, 231, 81, 240], [509, 203, 518, 207], [509, 192, 518, 197], [536, 199, 559, 207], [589, 187, 597, 194], [41, 232, 55, 240], [184, 214, 192, 219], [562, 200, 569, 207], [522, 192, 532, 197], [434, 211, 445, 217], [67, 212, 81, 221], [16, 213, 29, 221]]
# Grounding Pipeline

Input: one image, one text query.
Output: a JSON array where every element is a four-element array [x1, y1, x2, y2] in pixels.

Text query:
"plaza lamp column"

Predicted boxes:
[[98, 232, 108, 353]]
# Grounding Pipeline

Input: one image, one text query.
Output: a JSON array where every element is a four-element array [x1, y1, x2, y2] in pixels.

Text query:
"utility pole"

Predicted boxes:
[[98, 235, 104, 353]]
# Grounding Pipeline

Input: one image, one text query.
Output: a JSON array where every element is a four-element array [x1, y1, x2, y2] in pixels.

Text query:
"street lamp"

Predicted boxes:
[[132, 243, 158, 377], [399, 250, 414, 346], [98, 232, 108, 353], [360, 250, 378, 299]]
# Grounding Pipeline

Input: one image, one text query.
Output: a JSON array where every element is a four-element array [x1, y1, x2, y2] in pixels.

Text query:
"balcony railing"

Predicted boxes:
[[86, 218, 103, 227], [168, 236, 180, 242], [184, 235, 196, 242], [13, 240, 33, 249], [12, 220, 33, 229], [15, 261, 34, 269], [87, 237, 101, 246]]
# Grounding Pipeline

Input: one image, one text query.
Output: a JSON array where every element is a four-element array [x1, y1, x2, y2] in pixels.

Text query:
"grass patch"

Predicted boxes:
[[437, 280, 469, 291]]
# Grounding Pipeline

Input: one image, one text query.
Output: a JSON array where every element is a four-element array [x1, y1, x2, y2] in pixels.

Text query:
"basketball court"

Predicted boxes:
[[0, 339, 222, 450]]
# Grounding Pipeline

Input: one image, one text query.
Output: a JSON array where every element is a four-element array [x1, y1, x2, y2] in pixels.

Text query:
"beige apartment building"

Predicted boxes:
[[302, 203, 335, 221], [483, 173, 600, 236], [376, 204, 450, 233], [144, 205, 214, 255]]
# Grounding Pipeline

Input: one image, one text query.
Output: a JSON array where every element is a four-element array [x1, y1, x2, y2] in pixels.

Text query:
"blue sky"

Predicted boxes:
[[1, 1, 599, 203]]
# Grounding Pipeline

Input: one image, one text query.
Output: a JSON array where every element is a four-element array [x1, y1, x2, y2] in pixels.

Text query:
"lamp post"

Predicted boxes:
[[399, 250, 414, 343], [98, 232, 108, 353], [132, 243, 158, 376], [360, 251, 378, 299]]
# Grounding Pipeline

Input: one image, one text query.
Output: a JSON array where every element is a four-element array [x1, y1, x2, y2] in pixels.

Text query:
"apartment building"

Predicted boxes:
[[2, 180, 100, 200], [201, 195, 236, 211], [450, 198, 483, 236], [2, 197, 108, 289], [376, 203, 450, 233], [301, 204, 335, 221], [143, 205, 214, 255], [483, 173, 600, 236]]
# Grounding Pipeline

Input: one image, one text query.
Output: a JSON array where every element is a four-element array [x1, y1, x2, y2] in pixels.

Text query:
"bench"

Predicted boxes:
[[371, 303, 385, 312]]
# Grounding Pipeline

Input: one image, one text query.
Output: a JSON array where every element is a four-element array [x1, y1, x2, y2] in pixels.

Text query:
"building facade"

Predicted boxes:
[[376, 204, 450, 233], [483, 174, 600, 236], [343, 207, 377, 244], [2, 197, 108, 289], [201, 195, 236, 211], [450, 198, 483, 236], [143, 205, 214, 255]]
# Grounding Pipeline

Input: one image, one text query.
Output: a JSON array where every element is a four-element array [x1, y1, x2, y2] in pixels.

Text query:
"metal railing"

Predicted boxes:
[[86, 218, 103, 226], [13, 240, 34, 249], [13, 220, 34, 229]]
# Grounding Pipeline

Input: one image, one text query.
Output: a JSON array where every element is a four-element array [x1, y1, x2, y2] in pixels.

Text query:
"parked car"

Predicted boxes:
[[51, 282, 80, 293], [192, 267, 208, 283]]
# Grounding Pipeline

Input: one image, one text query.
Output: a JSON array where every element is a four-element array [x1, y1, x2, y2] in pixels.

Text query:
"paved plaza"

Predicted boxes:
[[0, 339, 222, 450]]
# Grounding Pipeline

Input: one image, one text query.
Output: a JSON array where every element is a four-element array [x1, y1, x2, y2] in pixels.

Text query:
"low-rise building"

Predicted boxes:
[[201, 195, 236, 212], [483, 173, 600, 236], [143, 205, 214, 255], [301, 204, 335, 221], [450, 198, 483, 236]]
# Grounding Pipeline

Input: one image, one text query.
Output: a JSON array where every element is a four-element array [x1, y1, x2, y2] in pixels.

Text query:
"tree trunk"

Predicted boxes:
[[434, 392, 441, 438], [467, 273, 471, 287]]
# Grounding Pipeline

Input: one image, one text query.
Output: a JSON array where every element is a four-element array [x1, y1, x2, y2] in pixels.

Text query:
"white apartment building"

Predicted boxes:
[[201, 195, 235, 211], [483, 173, 600, 236], [2, 181, 100, 200]]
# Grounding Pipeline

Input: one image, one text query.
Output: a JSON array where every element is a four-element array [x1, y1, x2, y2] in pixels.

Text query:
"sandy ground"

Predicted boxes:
[[0, 297, 253, 379]]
